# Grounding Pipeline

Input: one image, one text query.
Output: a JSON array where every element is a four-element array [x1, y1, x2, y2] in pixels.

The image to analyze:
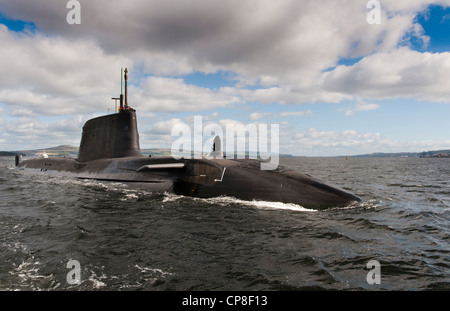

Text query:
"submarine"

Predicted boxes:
[[16, 68, 361, 210]]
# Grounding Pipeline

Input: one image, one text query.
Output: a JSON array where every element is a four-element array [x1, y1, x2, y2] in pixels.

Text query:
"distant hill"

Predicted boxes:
[[350, 149, 450, 158], [142, 148, 173, 157], [0, 151, 19, 156], [1, 145, 173, 158], [11, 145, 79, 157]]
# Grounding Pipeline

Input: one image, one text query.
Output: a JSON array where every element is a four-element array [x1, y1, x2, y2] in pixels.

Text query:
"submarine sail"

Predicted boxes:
[[78, 110, 141, 162]]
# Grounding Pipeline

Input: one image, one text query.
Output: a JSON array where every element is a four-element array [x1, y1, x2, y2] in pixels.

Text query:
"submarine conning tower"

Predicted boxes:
[[77, 67, 142, 163], [77, 110, 142, 162]]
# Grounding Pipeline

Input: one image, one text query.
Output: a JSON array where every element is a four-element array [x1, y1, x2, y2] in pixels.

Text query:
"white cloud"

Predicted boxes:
[[149, 118, 187, 136], [249, 112, 271, 121], [323, 48, 450, 102], [239, 85, 352, 106], [0, 25, 131, 116], [250, 110, 313, 120], [1, 0, 449, 110], [218, 118, 247, 130], [47, 115, 86, 133], [279, 110, 313, 117], [1, 0, 444, 85], [0, 25, 241, 115], [282, 127, 450, 156], [139, 117, 190, 148], [131, 76, 241, 112], [341, 99, 381, 116], [2, 115, 86, 150]]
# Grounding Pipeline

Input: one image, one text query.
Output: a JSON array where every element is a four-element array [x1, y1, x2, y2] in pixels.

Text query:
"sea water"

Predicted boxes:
[[0, 156, 448, 290]]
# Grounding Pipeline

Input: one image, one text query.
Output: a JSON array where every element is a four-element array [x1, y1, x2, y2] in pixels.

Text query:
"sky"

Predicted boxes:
[[1, 0, 450, 156]]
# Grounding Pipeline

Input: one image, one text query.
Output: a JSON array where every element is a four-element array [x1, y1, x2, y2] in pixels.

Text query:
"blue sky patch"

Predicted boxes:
[[183, 71, 238, 90], [415, 5, 450, 52], [0, 12, 37, 32]]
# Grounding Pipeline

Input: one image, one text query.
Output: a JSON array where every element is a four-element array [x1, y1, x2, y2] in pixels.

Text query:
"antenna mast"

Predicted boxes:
[[124, 68, 128, 107], [119, 67, 124, 111]]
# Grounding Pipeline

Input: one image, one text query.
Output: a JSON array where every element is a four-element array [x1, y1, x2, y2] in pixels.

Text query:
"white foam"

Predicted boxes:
[[247, 200, 317, 212], [88, 270, 107, 289], [328, 198, 379, 211], [120, 193, 140, 201], [9, 256, 57, 290], [162, 192, 184, 202], [190, 195, 317, 212], [134, 265, 174, 287], [135, 264, 173, 277]]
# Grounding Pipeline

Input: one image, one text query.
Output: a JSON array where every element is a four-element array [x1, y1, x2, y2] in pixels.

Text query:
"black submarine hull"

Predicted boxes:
[[16, 155, 361, 210], [15, 103, 361, 209]]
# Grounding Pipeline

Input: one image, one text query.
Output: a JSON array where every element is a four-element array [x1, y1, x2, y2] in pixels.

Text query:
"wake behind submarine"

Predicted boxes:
[[16, 68, 361, 210]]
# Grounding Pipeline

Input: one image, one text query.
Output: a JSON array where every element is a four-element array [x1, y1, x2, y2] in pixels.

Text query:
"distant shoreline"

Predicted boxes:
[[1, 145, 450, 158]]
